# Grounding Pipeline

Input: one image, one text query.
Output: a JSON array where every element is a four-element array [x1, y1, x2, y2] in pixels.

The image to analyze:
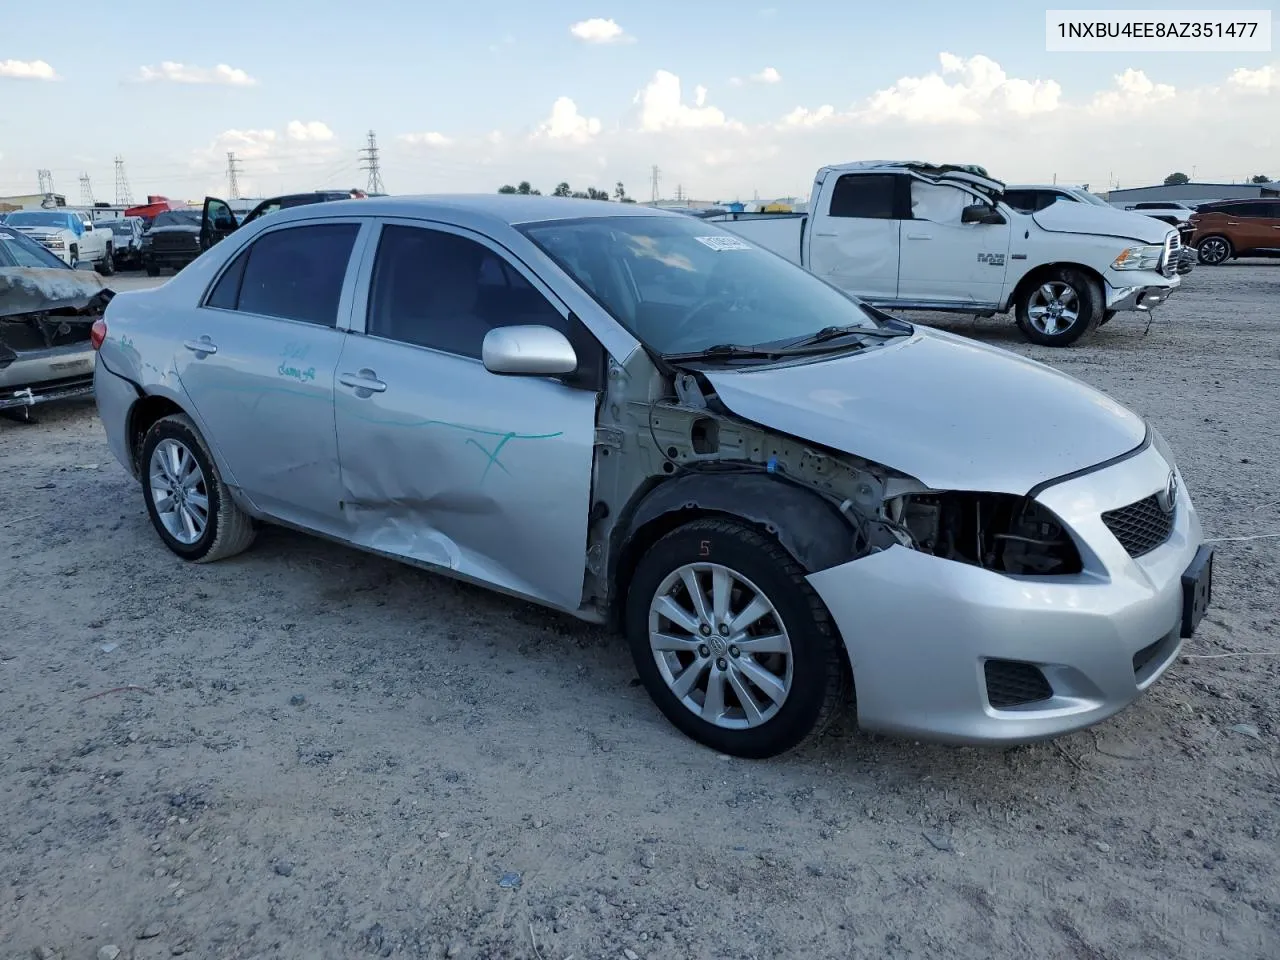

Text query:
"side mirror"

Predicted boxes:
[[962, 203, 1006, 225], [74, 260, 97, 271], [482, 325, 578, 376], [83, 222, 93, 231]]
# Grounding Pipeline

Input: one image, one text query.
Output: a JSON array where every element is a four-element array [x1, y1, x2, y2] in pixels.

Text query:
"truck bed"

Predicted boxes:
[[708, 212, 807, 265]]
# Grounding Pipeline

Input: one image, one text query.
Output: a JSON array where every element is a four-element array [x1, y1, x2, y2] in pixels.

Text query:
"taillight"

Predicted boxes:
[[90, 318, 108, 350]]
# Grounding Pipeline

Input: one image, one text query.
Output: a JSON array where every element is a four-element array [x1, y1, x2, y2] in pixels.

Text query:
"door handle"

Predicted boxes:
[[813, 232, 837, 237], [339, 369, 387, 394], [906, 233, 932, 240], [183, 337, 217, 355]]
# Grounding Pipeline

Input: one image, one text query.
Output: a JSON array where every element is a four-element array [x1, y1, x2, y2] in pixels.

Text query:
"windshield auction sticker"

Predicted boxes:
[[696, 235, 752, 251], [1046, 10, 1271, 51]]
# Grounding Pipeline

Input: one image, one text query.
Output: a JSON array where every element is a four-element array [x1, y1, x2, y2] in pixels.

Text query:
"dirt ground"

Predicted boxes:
[[2, 263, 1278, 960]]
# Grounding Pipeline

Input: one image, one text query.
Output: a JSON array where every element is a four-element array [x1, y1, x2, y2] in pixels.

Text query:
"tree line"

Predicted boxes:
[[498, 180, 637, 202], [1164, 172, 1272, 185]]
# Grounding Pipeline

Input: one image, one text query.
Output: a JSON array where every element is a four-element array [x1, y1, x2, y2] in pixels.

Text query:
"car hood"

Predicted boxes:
[[0, 267, 111, 319], [1031, 202, 1172, 244], [146, 225, 201, 235], [700, 327, 1147, 495], [12, 226, 65, 238]]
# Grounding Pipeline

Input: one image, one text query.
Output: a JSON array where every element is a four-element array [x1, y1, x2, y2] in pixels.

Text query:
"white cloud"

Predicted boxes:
[[751, 67, 782, 84], [860, 53, 1060, 123], [535, 96, 602, 143], [399, 131, 455, 147], [728, 76, 743, 87], [286, 120, 334, 142], [1088, 68, 1176, 116], [138, 62, 257, 86], [569, 18, 630, 44], [635, 70, 735, 131], [0, 59, 58, 80], [780, 105, 835, 128], [1227, 64, 1273, 91]]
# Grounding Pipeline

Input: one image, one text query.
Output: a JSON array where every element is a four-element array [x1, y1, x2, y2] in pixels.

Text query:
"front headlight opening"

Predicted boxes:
[[1112, 244, 1164, 271], [895, 492, 1083, 576]]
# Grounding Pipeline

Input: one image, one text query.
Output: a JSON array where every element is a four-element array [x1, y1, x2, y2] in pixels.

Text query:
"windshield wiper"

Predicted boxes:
[[787, 324, 912, 348], [663, 343, 787, 362]]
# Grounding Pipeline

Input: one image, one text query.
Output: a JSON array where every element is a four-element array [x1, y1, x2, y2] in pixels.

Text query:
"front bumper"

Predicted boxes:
[[807, 442, 1207, 744], [1106, 276, 1179, 312]]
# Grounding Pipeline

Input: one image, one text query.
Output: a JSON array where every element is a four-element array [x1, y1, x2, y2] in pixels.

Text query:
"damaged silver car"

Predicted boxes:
[[1, 226, 113, 417], [92, 197, 1214, 757]]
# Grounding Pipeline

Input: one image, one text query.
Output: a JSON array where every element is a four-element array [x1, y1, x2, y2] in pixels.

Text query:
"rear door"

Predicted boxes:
[[175, 218, 371, 534], [331, 218, 599, 609], [805, 173, 902, 299], [1233, 201, 1280, 252]]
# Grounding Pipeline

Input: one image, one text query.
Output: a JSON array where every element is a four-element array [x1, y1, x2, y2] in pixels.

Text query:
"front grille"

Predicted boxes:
[[1102, 494, 1174, 557], [1161, 233, 1179, 277], [984, 660, 1053, 708]]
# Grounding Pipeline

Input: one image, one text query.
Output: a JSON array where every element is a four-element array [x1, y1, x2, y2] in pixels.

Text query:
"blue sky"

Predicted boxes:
[[1, 1, 1274, 201]]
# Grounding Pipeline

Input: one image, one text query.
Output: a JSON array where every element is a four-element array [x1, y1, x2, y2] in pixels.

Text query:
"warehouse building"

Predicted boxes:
[[1107, 181, 1279, 207]]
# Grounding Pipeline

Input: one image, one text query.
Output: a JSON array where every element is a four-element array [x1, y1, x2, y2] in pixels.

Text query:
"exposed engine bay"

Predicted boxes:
[[585, 361, 1083, 616]]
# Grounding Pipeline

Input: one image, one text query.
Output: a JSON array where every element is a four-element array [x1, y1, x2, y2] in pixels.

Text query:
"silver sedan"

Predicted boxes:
[[92, 195, 1214, 757]]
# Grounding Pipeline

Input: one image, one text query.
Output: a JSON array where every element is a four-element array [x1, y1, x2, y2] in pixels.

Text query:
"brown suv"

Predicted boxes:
[[1186, 198, 1280, 265]]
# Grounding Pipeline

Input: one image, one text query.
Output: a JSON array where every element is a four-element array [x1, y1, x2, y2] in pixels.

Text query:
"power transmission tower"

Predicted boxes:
[[226, 152, 242, 199], [359, 131, 385, 194], [37, 169, 54, 195], [79, 173, 94, 206], [674, 184, 685, 203], [114, 156, 134, 205], [650, 165, 661, 202]]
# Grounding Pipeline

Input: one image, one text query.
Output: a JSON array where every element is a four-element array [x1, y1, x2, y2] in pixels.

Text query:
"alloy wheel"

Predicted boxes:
[[1026, 281, 1080, 336], [148, 438, 210, 544]]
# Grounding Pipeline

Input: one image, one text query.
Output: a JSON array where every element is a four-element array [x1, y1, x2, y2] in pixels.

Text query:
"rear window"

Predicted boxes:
[[828, 174, 897, 219], [233, 223, 360, 325]]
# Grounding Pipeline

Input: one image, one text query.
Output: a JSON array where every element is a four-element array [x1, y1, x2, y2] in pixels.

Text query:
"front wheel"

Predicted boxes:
[[625, 518, 847, 758], [1197, 236, 1232, 265], [139, 414, 256, 563], [1015, 268, 1104, 347]]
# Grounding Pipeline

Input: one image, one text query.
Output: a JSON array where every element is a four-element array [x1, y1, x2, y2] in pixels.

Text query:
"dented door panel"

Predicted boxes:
[[332, 336, 596, 609]]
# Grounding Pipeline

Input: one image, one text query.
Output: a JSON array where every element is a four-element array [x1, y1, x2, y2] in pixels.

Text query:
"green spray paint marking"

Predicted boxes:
[[277, 361, 317, 383]]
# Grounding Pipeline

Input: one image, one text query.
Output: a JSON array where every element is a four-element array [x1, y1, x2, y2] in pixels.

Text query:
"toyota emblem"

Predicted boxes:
[[1156, 470, 1178, 514]]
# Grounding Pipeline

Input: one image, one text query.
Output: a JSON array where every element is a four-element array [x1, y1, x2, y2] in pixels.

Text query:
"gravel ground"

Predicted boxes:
[[2, 263, 1278, 960]]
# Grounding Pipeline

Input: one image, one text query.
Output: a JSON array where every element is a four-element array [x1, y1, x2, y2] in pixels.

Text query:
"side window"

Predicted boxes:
[[910, 181, 970, 224], [366, 224, 567, 360], [828, 175, 897, 219], [1233, 202, 1273, 218], [234, 223, 359, 325], [205, 247, 250, 309]]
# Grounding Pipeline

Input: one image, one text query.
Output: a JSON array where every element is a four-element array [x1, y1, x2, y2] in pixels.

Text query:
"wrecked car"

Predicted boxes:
[[91, 196, 1214, 757], [1, 226, 113, 416]]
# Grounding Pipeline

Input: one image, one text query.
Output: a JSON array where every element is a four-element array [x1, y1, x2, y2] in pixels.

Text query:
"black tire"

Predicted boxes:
[[145, 258, 160, 277], [1014, 267, 1104, 347], [69, 245, 79, 269], [625, 518, 847, 758], [97, 243, 115, 276], [1100, 310, 1117, 327], [139, 413, 256, 563], [1197, 235, 1232, 265]]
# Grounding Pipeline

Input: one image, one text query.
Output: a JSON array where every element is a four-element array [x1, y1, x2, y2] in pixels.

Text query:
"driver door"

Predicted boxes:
[[200, 196, 240, 251], [897, 180, 1011, 306]]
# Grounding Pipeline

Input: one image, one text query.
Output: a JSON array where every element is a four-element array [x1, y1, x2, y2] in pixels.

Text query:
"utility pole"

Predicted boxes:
[[114, 156, 133, 205], [79, 173, 94, 206], [37, 169, 54, 195], [1052, 173, 1057, 184], [650, 165, 661, 202], [359, 131, 385, 194], [226, 151, 242, 199]]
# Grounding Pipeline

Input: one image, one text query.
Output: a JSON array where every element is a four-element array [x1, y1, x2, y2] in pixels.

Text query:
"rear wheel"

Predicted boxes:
[[139, 414, 256, 563], [625, 518, 847, 758], [144, 258, 160, 277], [97, 243, 115, 275], [1015, 268, 1103, 347], [1197, 235, 1232, 265]]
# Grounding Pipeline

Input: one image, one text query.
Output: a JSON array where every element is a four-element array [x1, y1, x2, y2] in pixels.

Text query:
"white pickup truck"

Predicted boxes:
[[711, 161, 1183, 346], [4, 208, 115, 276]]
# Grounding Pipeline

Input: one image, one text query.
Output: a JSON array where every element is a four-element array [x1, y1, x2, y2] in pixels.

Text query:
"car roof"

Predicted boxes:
[[260, 194, 682, 228]]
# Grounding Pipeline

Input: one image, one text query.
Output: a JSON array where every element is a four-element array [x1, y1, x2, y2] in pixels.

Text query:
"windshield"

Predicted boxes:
[[1070, 190, 1111, 207], [102, 221, 133, 235], [152, 210, 200, 228], [0, 227, 70, 269], [6, 211, 74, 229], [519, 215, 883, 356]]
